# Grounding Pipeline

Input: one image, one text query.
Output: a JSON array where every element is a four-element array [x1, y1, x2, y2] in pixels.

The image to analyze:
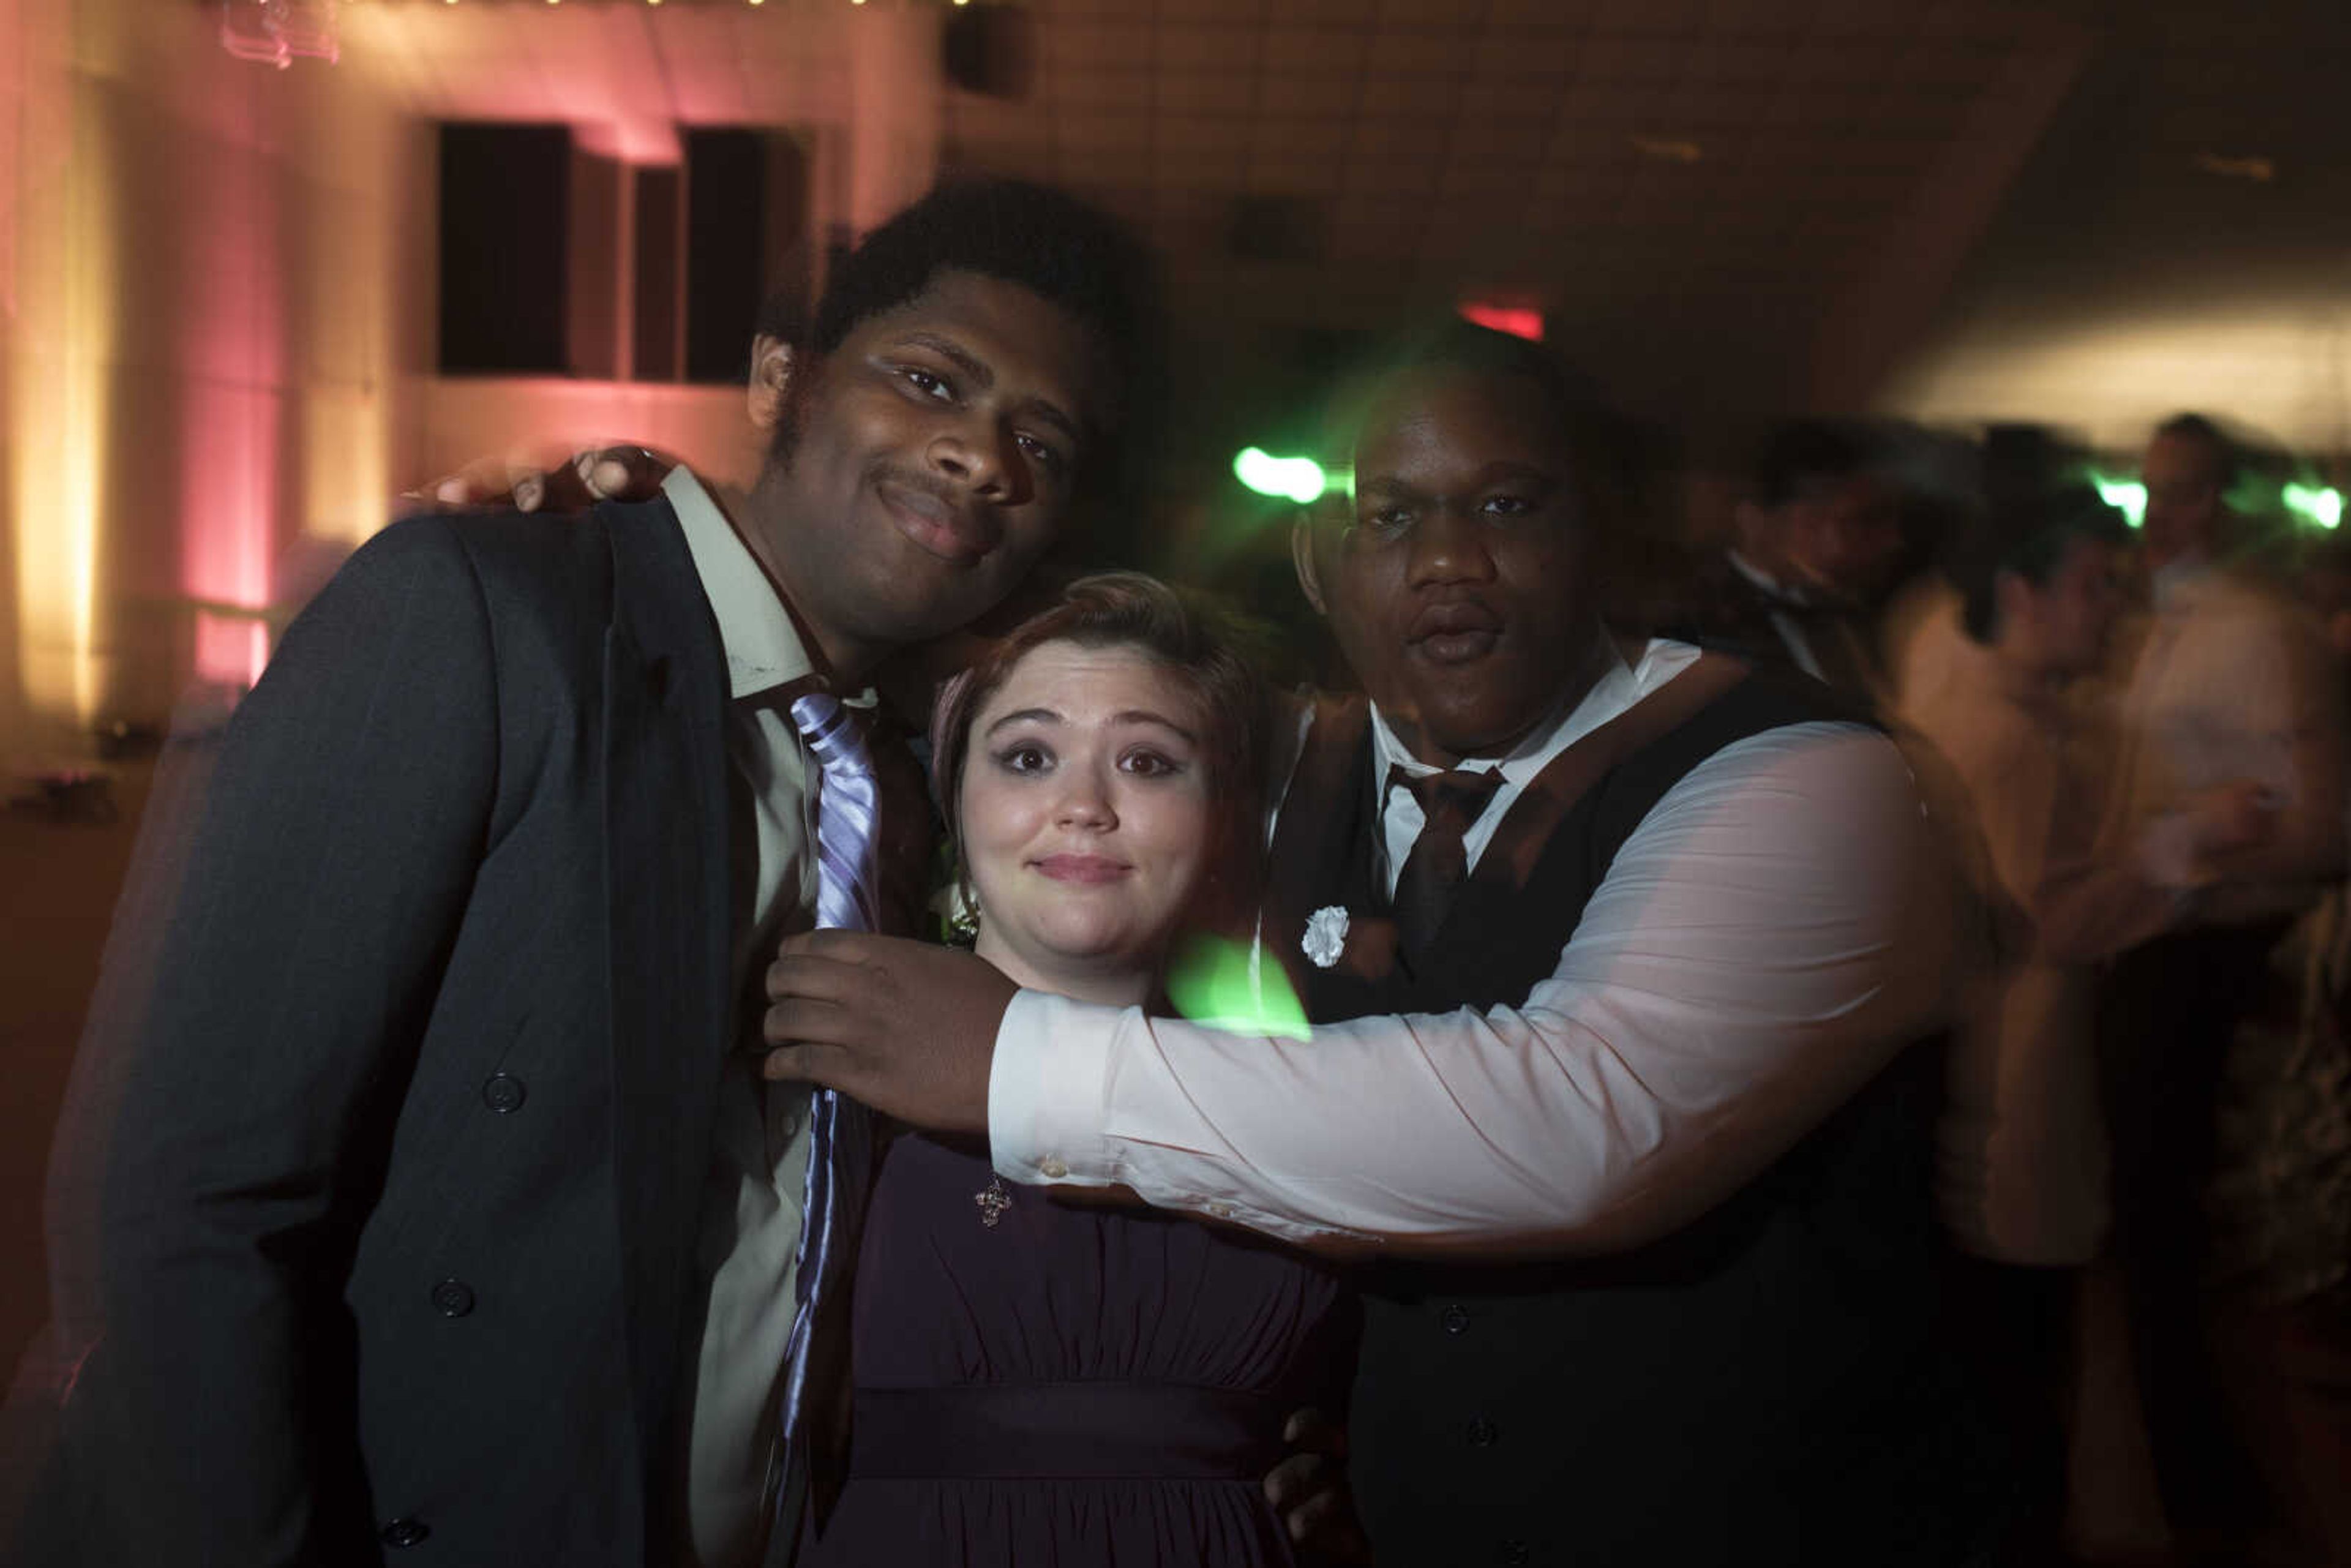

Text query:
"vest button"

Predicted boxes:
[[481, 1072, 527, 1114], [1441, 1302, 1471, 1335], [430, 1278, 475, 1318], [1465, 1415, 1499, 1448], [381, 1517, 430, 1548]]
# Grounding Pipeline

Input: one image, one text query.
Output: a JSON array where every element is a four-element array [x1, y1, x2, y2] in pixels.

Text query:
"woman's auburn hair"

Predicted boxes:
[[928, 571, 1271, 940]]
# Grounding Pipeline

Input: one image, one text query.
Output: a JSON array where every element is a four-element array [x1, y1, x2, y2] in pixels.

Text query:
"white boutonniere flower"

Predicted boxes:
[[1302, 906, 1349, 969]]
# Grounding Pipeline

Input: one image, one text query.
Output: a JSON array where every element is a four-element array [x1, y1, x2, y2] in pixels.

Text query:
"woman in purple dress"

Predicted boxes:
[[800, 575, 1354, 1567]]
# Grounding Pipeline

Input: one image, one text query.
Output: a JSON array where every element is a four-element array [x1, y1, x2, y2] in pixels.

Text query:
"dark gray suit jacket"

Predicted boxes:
[[33, 497, 741, 1566]]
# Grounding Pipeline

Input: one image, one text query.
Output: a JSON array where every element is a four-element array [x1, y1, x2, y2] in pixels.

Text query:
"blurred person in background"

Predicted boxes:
[[1684, 418, 1908, 700], [2094, 411, 2349, 1558], [2189, 521, 2351, 1567], [1902, 484, 2281, 1562]]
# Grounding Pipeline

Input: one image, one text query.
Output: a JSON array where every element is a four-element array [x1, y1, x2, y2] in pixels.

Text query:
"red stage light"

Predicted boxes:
[[1458, 303, 1544, 342]]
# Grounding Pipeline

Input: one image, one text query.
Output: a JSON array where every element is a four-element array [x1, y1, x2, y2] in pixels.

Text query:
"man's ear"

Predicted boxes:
[[1291, 509, 1330, 617], [748, 336, 795, 432]]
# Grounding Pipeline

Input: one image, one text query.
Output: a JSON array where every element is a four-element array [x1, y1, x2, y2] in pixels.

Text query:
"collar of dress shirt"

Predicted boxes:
[[1725, 548, 1813, 609], [664, 465, 874, 710], [1368, 625, 1701, 790]]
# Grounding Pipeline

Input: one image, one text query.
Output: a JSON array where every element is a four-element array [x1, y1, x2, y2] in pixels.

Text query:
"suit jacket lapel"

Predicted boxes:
[[599, 495, 736, 1448]]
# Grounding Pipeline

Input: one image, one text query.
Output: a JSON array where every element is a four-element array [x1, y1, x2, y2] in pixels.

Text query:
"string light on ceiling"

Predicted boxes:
[[217, 0, 339, 67], [374, 0, 1006, 10]]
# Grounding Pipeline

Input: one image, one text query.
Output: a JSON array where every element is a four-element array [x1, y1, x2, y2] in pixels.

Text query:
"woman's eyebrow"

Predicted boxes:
[[1108, 710, 1198, 743], [983, 707, 1065, 737]]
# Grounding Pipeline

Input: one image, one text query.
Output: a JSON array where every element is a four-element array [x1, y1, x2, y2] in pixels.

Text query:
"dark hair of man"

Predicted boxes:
[[1319, 320, 1638, 530], [1954, 484, 2132, 643], [1750, 418, 1890, 508], [928, 572, 1270, 941], [2152, 411, 2241, 495]]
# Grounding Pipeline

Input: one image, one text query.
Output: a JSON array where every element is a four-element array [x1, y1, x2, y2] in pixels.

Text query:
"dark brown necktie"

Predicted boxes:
[[1388, 764, 1503, 956]]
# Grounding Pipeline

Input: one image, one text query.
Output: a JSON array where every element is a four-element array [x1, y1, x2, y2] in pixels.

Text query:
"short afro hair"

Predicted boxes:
[[806, 178, 1157, 435], [1317, 319, 1636, 525]]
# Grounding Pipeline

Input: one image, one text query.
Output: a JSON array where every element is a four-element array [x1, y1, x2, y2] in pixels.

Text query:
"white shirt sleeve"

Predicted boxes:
[[987, 721, 1954, 1252]]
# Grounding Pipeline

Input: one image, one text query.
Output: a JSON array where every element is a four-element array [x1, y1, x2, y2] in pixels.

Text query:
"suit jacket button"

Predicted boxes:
[[430, 1278, 475, 1318], [1465, 1415, 1499, 1448], [1441, 1303, 1471, 1335], [481, 1072, 527, 1113], [381, 1517, 430, 1548]]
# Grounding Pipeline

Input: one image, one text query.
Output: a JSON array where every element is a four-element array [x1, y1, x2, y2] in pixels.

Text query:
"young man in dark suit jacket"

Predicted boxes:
[[761, 326, 2012, 1565], [15, 181, 1147, 1568], [1687, 418, 1907, 699]]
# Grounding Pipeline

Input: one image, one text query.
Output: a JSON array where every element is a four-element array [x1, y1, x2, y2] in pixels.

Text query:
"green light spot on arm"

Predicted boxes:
[[1165, 934, 1311, 1041]]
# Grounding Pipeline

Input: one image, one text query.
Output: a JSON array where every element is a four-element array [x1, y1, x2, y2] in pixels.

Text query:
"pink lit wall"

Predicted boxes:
[[1, 0, 429, 752]]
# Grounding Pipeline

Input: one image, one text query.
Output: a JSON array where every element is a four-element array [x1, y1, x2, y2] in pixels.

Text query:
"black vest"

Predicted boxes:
[[1262, 663, 2002, 1568]]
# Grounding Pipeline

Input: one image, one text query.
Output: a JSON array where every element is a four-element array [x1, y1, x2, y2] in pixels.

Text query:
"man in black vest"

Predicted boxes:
[[762, 325, 2011, 1565]]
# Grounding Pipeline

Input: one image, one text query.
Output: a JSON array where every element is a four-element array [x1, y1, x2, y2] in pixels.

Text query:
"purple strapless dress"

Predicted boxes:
[[798, 1131, 1352, 1567]]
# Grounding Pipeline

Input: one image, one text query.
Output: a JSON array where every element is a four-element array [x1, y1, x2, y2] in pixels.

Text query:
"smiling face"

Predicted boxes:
[[958, 640, 1215, 1001], [1297, 366, 1599, 766], [751, 269, 1108, 681]]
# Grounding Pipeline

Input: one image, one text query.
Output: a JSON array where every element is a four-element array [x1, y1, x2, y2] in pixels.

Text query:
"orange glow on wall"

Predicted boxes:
[[11, 80, 116, 729]]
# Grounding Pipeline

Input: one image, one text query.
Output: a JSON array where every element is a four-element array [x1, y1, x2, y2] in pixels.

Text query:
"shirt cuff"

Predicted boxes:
[[986, 989, 1123, 1188]]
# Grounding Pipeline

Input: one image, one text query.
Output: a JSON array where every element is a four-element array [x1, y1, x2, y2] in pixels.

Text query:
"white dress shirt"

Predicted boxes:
[[1367, 631, 1699, 895], [664, 467, 861, 1568], [988, 633, 1953, 1251]]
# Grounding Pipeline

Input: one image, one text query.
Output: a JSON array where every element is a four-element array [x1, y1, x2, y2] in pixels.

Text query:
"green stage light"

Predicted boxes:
[[2092, 475, 2147, 529], [2284, 483, 2344, 530], [1233, 447, 1330, 505]]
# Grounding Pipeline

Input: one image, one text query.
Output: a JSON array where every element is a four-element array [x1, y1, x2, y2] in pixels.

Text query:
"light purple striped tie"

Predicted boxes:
[[770, 689, 880, 1551], [789, 692, 879, 934]]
